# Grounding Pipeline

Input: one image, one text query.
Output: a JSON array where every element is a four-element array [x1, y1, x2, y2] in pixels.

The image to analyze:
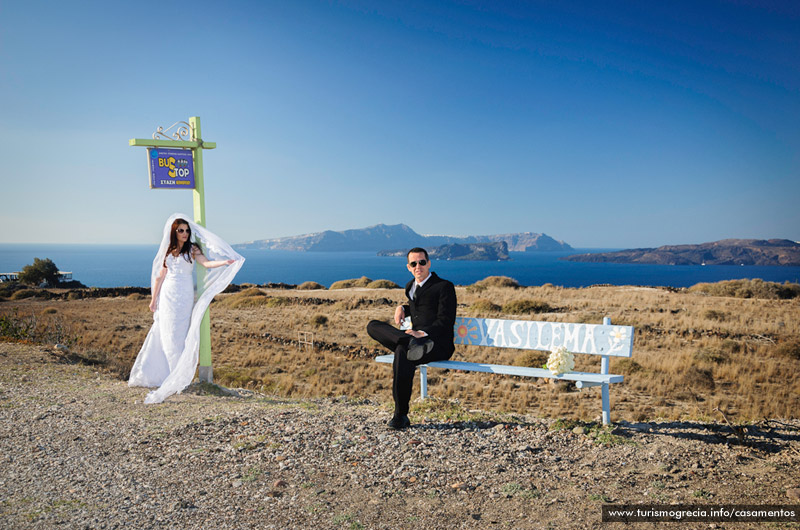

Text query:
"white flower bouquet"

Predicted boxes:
[[546, 346, 575, 375]]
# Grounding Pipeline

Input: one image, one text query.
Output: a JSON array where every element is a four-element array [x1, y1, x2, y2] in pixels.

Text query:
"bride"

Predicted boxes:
[[129, 213, 245, 403]]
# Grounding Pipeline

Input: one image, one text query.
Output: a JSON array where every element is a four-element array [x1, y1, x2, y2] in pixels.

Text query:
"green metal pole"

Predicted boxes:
[[191, 116, 213, 383]]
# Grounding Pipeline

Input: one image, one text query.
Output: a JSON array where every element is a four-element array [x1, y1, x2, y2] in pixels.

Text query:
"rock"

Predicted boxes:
[[787, 488, 800, 501], [572, 426, 587, 435]]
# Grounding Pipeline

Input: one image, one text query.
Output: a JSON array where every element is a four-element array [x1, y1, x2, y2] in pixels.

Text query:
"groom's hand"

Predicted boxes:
[[394, 305, 405, 326]]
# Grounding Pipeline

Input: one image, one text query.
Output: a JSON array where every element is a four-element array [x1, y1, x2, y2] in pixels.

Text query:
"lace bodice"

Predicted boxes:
[[165, 253, 194, 277]]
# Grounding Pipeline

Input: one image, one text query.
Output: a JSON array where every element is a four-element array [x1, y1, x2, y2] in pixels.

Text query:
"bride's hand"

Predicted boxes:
[[149, 298, 158, 312]]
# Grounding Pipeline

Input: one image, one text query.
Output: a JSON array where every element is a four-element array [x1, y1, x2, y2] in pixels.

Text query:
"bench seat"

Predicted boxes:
[[374, 354, 623, 387]]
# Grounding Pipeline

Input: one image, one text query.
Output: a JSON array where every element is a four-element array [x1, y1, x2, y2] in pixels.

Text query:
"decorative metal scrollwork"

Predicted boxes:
[[153, 121, 194, 141]]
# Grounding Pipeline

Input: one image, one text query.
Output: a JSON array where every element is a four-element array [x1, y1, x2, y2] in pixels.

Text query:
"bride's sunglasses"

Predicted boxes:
[[176, 228, 191, 234]]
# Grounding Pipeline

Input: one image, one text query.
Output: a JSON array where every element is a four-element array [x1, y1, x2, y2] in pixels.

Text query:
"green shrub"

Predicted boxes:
[[0, 314, 34, 340], [19, 258, 61, 286], [366, 279, 400, 289], [470, 299, 501, 313], [330, 277, 372, 289], [297, 281, 326, 290], [501, 299, 552, 314]]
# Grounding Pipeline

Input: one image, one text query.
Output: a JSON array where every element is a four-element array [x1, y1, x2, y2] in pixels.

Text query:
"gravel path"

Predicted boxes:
[[1, 342, 799, 529]]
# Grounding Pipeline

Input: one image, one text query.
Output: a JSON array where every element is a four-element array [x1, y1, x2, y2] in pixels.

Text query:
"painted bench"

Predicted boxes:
[[375, 316, 634, 424]]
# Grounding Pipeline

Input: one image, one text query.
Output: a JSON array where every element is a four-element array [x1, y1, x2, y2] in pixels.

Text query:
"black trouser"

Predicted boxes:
[[367, 320, 453, 416]]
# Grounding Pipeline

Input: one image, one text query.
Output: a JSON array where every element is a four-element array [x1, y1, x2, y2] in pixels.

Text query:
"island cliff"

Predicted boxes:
[[564, 239, 800, 267], [378, 242, 510, 261], [236, 224, 571, 254]]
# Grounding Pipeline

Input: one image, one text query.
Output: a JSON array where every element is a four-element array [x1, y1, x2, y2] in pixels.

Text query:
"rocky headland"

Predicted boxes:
[[378, 242, 510, 261], [564, 239, 800, 267], [236, 224, 571, 254]]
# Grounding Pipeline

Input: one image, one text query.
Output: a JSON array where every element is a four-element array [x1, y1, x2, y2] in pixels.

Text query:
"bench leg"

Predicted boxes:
[[420, 366, 428, 399], [601, 382, 610, 425]]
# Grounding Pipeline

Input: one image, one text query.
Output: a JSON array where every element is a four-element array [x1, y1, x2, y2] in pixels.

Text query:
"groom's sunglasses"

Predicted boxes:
[[408, 259, 428, 268]]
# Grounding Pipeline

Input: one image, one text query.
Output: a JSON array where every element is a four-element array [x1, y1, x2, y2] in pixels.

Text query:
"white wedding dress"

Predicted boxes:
[[128, 213, 244, 403]]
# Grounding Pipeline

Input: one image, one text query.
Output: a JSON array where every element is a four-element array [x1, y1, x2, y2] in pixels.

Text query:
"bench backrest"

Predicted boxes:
[[453, 317, 634, 358]]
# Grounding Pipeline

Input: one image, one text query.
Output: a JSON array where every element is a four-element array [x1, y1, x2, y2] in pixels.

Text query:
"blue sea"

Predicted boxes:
[[2, 244, 799, 289]]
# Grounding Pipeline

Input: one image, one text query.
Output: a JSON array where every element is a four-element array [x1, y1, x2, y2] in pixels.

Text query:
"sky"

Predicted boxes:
[[1, 0, 798, 248]]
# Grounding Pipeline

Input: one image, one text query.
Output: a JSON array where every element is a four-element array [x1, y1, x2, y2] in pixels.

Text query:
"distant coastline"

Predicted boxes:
[[235, 223, 572, 253], [3, 245, 800, 289], [564, 239, 800, 267]]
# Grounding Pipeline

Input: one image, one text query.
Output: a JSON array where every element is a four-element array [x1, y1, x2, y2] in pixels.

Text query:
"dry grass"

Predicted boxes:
[[329, 276, 372, 289], [2, 278, 799, 423], [297, 281, 326, 290], [688, 278, 800, 299], [366, 279, 400, 289]]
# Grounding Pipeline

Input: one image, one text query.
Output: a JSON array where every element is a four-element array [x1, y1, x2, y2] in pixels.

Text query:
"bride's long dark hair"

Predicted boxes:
[[164, 218, 200, 267]]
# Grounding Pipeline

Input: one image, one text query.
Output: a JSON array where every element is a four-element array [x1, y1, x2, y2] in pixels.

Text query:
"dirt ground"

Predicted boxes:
[[1, 342, 799, 529]]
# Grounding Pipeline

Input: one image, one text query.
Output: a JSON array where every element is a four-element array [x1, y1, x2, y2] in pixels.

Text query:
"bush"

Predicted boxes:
[[689, 279, 800, 300], [471, 299, 501, 313], [512, 350, 547, 368], [366, 279, 400, 289], [694, 349, 728, 364], [702, 309, 726, 321], [265, 297, 290, 307], [298, 281, 326, 290], [468, 276, 520, 292], [501, 299, 552, 315], [774, 339, 800, 360], [615, 359, 644, 375], [19, 258, 61, 286], [330, 277, 372, 289], [10, 289, 39, 300], [127, 293, 146, 301], [221, 288, 270, 308], [719, 339, 742, 354], [310, 314, 328, 327]]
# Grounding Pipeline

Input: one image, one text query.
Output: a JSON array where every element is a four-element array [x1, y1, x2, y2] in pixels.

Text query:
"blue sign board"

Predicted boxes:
[[148, 148, 195, 189]]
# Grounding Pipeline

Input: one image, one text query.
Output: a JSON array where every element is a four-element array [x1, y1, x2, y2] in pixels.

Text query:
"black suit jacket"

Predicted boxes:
[[402, 272, 457, 355]]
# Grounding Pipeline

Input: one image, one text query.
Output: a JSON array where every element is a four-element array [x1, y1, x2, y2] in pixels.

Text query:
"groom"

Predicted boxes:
[[367, 247, 457, 430]]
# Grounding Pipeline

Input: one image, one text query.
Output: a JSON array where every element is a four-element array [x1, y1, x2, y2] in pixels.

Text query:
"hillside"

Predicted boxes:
[[236, 224, 572, 253], [565, 239, 800, 266]]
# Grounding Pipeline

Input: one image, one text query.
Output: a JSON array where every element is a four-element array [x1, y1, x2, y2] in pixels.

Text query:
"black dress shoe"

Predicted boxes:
[[407, 338, 434, 361], [387, 414, 411, 430]]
